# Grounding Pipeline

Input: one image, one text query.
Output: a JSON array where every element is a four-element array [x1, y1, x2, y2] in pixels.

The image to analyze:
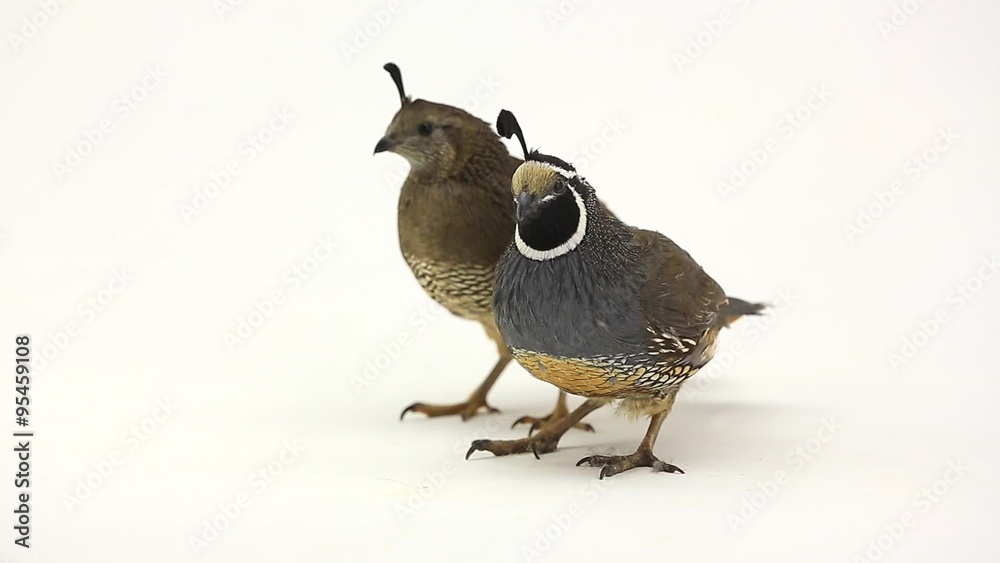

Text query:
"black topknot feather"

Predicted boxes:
[[497, 109, 576, 172], [383, 63, 411, 107], [496, 109, 528, 160]]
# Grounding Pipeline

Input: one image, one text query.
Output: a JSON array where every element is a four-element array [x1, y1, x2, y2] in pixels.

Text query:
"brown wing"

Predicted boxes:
[[630, 228, 728, 341]]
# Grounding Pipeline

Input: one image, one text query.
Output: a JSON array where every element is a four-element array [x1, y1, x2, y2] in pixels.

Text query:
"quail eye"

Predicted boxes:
[[417, 122, 433, 136], [553, 181, 567, 195]]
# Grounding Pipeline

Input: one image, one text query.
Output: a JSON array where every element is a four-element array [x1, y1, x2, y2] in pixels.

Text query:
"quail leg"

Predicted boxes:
[[576, 391, 682, 479], [467, 399, 605, 460], [400, 352, 510, 421], [511, 391, 596, 435]]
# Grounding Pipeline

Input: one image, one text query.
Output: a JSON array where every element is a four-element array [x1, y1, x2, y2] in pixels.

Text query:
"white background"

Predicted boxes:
[[2, 0, 999, 562]]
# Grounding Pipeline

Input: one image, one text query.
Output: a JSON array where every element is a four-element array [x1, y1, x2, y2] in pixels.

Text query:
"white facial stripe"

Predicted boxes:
[[514, 187, 588, 261], [543, 162, 578, 179]]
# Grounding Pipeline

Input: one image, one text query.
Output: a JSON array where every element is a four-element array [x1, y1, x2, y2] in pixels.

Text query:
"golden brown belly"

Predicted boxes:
[[511, 349, 633, 398], [511, 348, 704, 399]]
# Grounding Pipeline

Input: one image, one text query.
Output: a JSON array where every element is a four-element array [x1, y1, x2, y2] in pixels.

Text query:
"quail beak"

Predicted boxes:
[[373, 136, 397, 154], [515, 192, 540, 222]]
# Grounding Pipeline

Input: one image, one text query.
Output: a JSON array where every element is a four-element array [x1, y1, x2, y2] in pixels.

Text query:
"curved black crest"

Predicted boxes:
[[383, 63, 409, 107], [496, 109, 528, 160]]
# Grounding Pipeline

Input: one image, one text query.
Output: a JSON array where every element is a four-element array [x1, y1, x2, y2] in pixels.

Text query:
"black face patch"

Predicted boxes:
[[518, 188, 580, 251]]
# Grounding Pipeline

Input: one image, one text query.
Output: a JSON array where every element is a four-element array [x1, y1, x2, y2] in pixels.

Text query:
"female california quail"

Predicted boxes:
[[374, 65, 593, 432]]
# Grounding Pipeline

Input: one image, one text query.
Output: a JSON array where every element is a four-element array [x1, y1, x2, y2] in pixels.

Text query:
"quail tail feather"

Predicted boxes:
[[720, 297, 765, 327]]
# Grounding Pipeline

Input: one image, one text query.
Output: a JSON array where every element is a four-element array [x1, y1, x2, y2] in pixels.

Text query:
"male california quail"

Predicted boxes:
[[374, 64, 592, 431], [466, 110, 763, 478]]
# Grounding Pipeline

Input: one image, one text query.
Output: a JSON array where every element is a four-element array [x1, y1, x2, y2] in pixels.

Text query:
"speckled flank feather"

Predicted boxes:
[[404, 254, 495, 319]]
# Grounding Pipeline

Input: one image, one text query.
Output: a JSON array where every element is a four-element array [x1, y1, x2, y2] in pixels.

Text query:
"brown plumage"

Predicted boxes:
[[374, 63, 592, 430]]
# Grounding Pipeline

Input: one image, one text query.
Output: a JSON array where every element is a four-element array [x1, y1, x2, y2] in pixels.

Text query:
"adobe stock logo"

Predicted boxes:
[[672, 0, 754, 72], [887, 254, 997, 372], [189, 440, 307, 556], [717, 85, 833, 200], [853, 460, 968, 563], [35, 269, 133, 373], [212, 0, 248, 21], [7, 0, 71, 54], [520, 479, 612, 561], [544, 0, 589, 30], [222, 234, 337, 352], [63, 398, 177, 513], [728, 417, 842, 532], [51, 65, 168, 182], [352, 302, 447, 394], [566, 117, 627, 175], [877, 0, 933, 40], [844, 127, 958, 243], [179, 107, 294, 222], [340, 0, 407, 63]]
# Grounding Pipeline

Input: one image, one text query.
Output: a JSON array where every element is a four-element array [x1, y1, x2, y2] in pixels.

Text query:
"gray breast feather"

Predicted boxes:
[[492, 245, 645, 358]]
